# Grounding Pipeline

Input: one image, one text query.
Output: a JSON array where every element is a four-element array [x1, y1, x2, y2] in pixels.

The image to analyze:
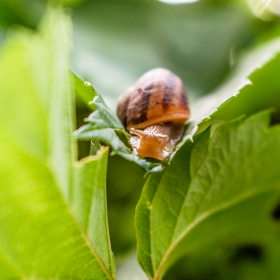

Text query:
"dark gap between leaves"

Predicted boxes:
[[231, 244, 264, 263], [270, 111, 280, 126], [78, 141, 91, 160], [272, 202, 280, 220]]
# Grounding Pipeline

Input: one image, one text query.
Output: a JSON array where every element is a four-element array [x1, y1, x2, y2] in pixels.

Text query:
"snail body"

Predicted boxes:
[[117, 68, 190, 160]]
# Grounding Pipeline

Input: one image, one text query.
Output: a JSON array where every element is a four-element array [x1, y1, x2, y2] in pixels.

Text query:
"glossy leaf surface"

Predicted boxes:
[[136, 111, 280, 280]]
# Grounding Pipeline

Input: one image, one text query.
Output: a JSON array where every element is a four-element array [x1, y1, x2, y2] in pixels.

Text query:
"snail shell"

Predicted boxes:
[[117, 68, 190, 160]]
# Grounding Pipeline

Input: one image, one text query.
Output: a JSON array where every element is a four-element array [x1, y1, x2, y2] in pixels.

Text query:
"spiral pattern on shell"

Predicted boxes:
[[117, 68, 190, 130]]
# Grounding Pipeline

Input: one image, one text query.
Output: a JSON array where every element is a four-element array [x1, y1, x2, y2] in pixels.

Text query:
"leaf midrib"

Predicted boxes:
[[154, 120, 280, 279], [154, 188, 272, 280]]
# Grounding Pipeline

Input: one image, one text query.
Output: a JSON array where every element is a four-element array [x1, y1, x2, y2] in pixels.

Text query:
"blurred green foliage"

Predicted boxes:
[[0, 0, 280, 279], [1, 0, 277, 105], [0, 7, 115, 279], [71, 0, 270, 107]]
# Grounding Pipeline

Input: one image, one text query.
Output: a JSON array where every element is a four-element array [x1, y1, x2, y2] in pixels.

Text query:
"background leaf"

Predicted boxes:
[[71, 0, 273, 110], [0, 0, 45, 28], [192, 39, 280, 135]]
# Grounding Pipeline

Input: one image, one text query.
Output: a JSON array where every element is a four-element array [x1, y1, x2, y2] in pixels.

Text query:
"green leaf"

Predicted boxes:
[[200, 50, 280, 128], [136, 111, 280, 279], [76, 125, 131, 156], [40, 7, 75, 203], [0, 6, 115, 279], [86, 95, 124, 129], [73, 72, 123, 129], [192, 38, 280, 136], [73, 71, 96, 110], [74, 147, 115, 276], [0, 0, 45, 28]]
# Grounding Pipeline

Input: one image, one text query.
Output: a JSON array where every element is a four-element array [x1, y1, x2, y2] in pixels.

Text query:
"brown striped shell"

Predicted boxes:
[[117, 68, 190, 160]]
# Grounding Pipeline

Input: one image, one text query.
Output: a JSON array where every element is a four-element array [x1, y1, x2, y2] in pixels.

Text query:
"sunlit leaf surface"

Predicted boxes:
[[0, 7, 115, 279]]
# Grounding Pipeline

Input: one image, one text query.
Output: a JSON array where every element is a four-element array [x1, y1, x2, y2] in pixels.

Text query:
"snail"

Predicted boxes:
[[117, 68, 190, 160]]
